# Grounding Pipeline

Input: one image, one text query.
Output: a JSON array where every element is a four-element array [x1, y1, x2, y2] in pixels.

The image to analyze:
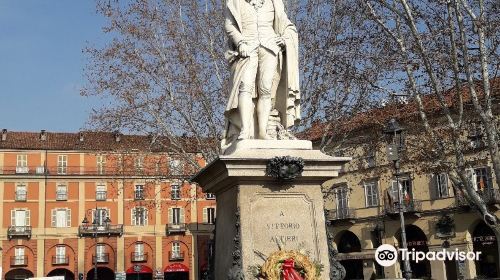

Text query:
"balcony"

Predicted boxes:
[[96, 191, 107, 201], [169, 251, 184, 261], [455, 190, 500, 208], [7, 226, 32, 240], [10, 256, 28, 266], [454, 193, 470, 208], [166, 223, 187, 235], [131, 252, 148, 262], [36, 166, 45, 174], [384, 200, 422, 216], [134, 192, 144, 200], [16, 166, 29, 174], [52, 255, 69, 265], [56, 192, 68, 201], [328, 208, 357, 222], [78, 224, 123, 237], [92, 253, 109, 264], [478, 189, 500, 205], [15, 192, 27, 202]]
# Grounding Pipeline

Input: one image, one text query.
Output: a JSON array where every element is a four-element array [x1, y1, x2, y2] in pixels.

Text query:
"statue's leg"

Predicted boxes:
[[238, 56, 258, 140], [256, 48, 278, 140]]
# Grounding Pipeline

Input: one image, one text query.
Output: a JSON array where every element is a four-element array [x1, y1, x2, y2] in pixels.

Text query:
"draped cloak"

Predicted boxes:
[[221, 0, 301, 150]]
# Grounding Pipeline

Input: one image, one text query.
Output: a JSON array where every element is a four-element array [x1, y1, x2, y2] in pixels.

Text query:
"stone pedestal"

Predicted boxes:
[[191, 140, 350, 279]]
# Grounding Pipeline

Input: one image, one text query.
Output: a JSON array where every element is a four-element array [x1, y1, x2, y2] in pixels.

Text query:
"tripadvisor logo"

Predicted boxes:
[[375, 244, 398, 267], [375, 244, 482, 267]]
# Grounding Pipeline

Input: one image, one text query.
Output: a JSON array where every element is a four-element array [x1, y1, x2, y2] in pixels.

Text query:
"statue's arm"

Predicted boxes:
[[224, 7, 243, 47]]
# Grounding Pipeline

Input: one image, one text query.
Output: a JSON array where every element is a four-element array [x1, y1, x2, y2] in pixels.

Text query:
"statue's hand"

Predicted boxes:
[[238, 43, 251, 58], [275, 37, 285, 48]]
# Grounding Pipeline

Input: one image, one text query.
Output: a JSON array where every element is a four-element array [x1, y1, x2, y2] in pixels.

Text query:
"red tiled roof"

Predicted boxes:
[[0, 130, 195, 152], [302, 78, 500, 142]]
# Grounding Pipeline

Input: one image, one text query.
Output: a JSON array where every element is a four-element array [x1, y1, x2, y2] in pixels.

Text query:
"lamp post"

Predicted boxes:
[[383, 118, 412, 280], [82, 209, 112, 280]]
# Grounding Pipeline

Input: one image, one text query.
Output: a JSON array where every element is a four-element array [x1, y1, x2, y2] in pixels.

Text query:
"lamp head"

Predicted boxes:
[[383, 118, 404, 135]]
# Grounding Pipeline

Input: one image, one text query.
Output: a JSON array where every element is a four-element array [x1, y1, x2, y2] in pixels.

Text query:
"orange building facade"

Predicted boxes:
[[0, 130, 215, 280]]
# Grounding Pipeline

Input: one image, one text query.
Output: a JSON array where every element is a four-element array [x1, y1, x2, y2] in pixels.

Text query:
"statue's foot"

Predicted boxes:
[[238, 130, 250, 140], [258, 133, 273, 140]]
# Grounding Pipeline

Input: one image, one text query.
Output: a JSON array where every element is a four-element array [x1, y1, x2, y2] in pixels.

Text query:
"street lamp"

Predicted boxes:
[[383, 118, 412, 280], [81, 208, 111, 280]]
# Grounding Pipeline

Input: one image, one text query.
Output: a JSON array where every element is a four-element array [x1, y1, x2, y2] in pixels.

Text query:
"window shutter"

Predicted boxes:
[[168, 208, 173, 224], [429, 174, 438, 199], [180, 208, 185, 224], [26, 210, 30, 226], [203, 208, 208, 223], [66, 209, 71, 227], [363, 184, 370, 207], [486, 166, 493, 189], [466, 169, 475, 190], [441, 174, 449, 197], [11, 210, 15, 225], [51, 209, 56, 227]]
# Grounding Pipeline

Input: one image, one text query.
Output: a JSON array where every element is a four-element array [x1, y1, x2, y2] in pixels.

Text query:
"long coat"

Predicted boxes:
[[221, 0, 301, 148]]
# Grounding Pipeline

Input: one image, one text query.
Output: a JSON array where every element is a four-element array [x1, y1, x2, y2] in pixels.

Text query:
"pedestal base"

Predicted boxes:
[[192, 141, 350, 279]]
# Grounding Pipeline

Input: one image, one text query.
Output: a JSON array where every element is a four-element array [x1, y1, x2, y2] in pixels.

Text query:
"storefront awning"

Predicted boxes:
[[164, 263, 189, 273], [126, 265, 154, 274]]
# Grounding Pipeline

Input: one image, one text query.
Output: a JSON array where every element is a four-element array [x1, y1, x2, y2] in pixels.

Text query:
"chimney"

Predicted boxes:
[[40, 130, 47, 141], [79, 131, 84, 142], [1, 129, 7, 141], [114, 131, 121, 142]]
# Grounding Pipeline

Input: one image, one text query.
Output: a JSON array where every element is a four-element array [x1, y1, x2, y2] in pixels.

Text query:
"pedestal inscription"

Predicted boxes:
[[250, 192, 320, 264]]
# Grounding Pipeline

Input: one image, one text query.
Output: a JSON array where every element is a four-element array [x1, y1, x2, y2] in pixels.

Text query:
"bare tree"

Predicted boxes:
[[82, 0, 384, 167], [342, 0, 500, 253]]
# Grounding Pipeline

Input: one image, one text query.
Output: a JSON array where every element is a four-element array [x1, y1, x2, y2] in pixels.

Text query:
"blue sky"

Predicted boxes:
[[0, 1, 106, 132]]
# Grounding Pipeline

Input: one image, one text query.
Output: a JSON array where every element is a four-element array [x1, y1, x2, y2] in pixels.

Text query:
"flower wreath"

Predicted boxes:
[[260, 250, 319, 280]]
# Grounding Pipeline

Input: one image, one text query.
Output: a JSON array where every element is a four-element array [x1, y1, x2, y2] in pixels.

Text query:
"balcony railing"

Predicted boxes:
[[455, 193, 470, 207], [455, 189, 500, 207], [7, 226, 32, 240], [0, 166, 189, 177], [52, 255, 69, 265], [134, 192, 144, 200], [204, 220, 216, 225], [131, 252, 148, 262], [78, 224, 123, 237], [478, 189, 500, 205], [166, 223, 186, 235], [328, 208, 357, 221], [10, 256, 28, 266], [36, 166, 45, 174], [56, 192, 68, 201], [169, 251, 184, 261], [96, 191, 107, 201], [92, 253, 109, 264], [15, 192, 27, 202], [16, 166, 29, 174], [384, 200, 422, 215]]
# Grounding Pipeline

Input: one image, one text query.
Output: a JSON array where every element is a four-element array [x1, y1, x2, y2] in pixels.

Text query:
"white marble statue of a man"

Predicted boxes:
[[221, 0, 301, 149]]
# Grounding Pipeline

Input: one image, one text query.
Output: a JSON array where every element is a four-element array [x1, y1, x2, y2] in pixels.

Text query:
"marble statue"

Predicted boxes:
[[221, 0, 301, 150]]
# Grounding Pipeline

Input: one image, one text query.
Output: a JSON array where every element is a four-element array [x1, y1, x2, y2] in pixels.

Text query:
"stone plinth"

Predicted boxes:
[[191, 140, 350, 280]]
